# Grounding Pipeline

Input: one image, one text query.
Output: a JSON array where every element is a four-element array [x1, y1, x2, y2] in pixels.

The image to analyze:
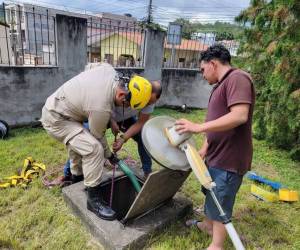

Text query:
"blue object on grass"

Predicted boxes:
[[246, 171, 284, 190]]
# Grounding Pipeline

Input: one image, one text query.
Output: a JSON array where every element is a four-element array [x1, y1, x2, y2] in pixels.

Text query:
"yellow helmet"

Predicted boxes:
[[128, 75, 152, 109]]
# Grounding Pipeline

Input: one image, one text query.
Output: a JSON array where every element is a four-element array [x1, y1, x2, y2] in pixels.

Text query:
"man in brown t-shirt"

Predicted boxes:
[[176, 44, 255, 250]]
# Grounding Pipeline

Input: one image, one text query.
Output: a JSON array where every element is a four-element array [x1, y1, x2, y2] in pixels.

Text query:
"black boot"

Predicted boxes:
[[86, 185, 117, 221], [71, 174, 84, 184]]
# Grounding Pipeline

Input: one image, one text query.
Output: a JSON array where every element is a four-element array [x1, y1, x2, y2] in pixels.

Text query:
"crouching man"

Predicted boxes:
[[41, 63, 152, 220]]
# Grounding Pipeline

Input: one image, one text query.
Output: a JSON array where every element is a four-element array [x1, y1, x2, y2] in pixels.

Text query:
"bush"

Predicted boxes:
[[235, 0, 300, 160]]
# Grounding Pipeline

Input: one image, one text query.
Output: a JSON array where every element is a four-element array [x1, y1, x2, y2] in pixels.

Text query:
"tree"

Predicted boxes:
[[236, 0, 300, 160], [173, 18, 244, 40], [215, 31, 234, 41], [138, 18, 166, 32], [173, 18, 197, 39]]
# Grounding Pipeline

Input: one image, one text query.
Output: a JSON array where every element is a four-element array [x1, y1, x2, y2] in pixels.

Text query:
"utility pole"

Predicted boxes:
[[147, 0, 152, 24]]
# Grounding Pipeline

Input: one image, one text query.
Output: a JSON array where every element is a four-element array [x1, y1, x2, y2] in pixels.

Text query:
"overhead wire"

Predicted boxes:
[[152, 3, 241, 24], [153, 11, 238, 18], [155, 6, 245, 11], [81, 0, 147, 11], [153, 6, 241, 16], [8, 0, 245, 24]]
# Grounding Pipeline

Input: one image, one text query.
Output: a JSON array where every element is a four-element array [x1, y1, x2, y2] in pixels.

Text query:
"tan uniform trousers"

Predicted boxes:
[[41, 107, 105, 187]]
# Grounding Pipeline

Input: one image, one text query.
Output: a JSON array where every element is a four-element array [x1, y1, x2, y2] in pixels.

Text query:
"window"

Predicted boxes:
[[118, 54, 134, 67], [21, 30, 26, 42], [178, 58, 185, 68], [104, 53, 113, 64]]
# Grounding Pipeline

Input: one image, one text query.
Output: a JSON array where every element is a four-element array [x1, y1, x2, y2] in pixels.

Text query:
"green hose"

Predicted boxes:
[[118, 160, 142, 192]]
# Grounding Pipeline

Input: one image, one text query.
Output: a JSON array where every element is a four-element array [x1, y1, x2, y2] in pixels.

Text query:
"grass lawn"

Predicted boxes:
[[0, 108, 299, 249]]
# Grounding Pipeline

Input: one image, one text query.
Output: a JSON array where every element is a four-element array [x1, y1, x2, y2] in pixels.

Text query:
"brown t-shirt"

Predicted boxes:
[[205, 68, 255, 175]]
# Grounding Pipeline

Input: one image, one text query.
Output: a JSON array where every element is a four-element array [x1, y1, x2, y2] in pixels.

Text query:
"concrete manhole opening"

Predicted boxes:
[[98, 175, 144, 221], [62, 167, 193, 249], [99, 168, 191, 224]]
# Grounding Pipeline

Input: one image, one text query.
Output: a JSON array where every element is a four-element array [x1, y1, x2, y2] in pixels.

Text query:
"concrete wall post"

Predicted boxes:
[[142, 29, 165, 81]]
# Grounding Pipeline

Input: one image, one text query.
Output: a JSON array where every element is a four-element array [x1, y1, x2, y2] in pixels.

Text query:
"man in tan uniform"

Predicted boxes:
[[41, 63, 152, 220]]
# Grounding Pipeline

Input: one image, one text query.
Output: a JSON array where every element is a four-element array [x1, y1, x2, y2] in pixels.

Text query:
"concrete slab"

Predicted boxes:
[[62, 168, 192, 250]]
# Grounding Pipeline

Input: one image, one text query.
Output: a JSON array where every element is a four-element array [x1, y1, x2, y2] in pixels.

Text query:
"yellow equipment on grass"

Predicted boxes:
[[0, 157, 46, 188], [250, 184, 279, 202], [279, 188, 299, 202]]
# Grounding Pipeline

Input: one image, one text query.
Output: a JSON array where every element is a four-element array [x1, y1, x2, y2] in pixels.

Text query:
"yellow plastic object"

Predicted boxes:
[[279, 189, 299, 202], [250, 184, 279, 202], [0, 157, 46, 189], [182, 142, 213, 190]]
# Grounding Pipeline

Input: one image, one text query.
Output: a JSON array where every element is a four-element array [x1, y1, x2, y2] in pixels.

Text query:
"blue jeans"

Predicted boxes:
[[64, 118, 152, 177], [202, 166, 243, 222], [117, 117, 152, 174]]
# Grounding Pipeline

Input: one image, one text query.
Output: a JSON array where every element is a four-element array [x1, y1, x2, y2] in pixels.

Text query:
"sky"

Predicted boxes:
[[3, 0, 251, 25]]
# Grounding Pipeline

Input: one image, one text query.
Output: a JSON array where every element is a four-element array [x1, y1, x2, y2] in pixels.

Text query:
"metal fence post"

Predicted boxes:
[[3, 3, 11, 65]]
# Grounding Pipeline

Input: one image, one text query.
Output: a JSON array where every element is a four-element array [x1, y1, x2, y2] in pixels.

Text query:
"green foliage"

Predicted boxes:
[[235, 0, 300, 160], [290, 146, 300, 161], [173, 19, 244, 40], [172, 18, 198, 39], [215, 31, 234, 41], [138, 19, 166, 32]]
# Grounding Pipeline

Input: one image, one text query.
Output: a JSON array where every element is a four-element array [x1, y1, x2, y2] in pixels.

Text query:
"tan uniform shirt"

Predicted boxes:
[[44, 63, 118, 157]]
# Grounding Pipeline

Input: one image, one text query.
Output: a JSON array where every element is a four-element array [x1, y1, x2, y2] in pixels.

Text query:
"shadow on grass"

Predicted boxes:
[[145, 216, 213, 250], [0, 238, 21, 249]]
